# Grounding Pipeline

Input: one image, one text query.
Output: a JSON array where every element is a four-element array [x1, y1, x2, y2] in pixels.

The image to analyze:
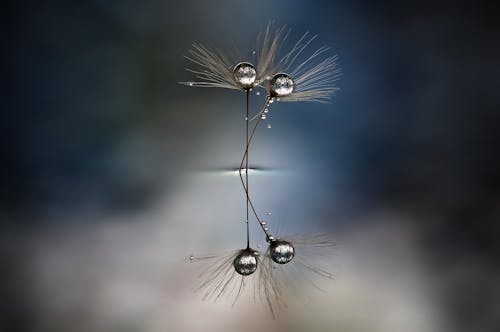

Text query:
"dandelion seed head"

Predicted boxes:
[[233, 248, 258, 276], [269, 240, 295, 264], [270, 73, 294, 97], [233, 62, 256, 89]]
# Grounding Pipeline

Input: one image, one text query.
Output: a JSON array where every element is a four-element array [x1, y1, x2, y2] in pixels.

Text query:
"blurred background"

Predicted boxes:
[[2, 0, 499, 331]]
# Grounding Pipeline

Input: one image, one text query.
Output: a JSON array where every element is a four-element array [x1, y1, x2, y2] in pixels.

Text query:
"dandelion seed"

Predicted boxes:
[[263, 30, 341, 103]]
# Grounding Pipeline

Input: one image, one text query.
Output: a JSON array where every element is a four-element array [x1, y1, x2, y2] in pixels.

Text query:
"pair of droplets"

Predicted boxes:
[[182, 23, 339, 310], [233, 62, 294, 97]]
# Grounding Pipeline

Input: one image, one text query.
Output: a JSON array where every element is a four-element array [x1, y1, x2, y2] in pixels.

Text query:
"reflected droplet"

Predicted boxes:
[[270, 240, 295, 264], [233, 249, 258, 275]]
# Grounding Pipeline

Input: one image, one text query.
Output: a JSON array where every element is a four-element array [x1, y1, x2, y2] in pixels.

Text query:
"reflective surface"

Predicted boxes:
[[270, 73, 294, 96], [233, 62, 256, 89], [269, 240, 295, 264], [233, 249, 258, 275]]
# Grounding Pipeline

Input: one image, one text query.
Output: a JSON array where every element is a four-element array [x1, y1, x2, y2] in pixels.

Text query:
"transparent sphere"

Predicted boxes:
[[270, 240, 295, 264], [270, 73, 294, 97], [233, 249, 258, 275], [233, 62, 256, 89]]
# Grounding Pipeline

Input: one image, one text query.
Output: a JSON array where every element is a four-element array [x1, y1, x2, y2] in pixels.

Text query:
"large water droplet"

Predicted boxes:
[[233, 62, 256, 89], [270, 73, 294, 97], [269, 240, 295, 264], [233, 249, 258, 275]]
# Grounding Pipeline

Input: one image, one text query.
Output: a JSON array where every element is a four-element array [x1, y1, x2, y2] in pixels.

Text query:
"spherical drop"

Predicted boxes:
[[233, 62, 256, 89], [270, 240, 295, 264], [270, 73, 294, 97], [233, 249, 258, 275]]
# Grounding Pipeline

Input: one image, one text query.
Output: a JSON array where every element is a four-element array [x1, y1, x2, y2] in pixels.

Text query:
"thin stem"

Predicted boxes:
[[245, 90, 250, 249], [238, 95, 275, 241]]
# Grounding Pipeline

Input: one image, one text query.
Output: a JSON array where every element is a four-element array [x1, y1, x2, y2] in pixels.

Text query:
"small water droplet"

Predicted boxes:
[[256, 91, 260, 96], [276, 98, 281, 101], [261, 115, 267, 119], [267, 212, 272, 216], [252, 50, 256, 55], [189, 255, 195, 261], [264, 227, 268, 231], [269, 98, 274, 103], [260, 221, 267, 225], [245, 116, 248, 121], [267, 124, 272, 129], [264, 109, 269, 113], [188, 82, 194, 86]]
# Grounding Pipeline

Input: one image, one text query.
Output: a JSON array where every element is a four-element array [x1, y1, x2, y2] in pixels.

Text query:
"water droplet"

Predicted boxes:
[[188, 82, 194, 86], [270, 240, 295, 264], [267, 212, 272, 216], [233, 62, 256, 89], [269, 98, 274, 103], [276, 98, 281, 101], [252, 50, 256, 55], [233, 249, 258, 276], [267, 124, 272, 129], [189, 255, 195, 261], [260, 221, 267, 225], [245, 116, 248, 121], [264, 109, 269, 113], [261, 114, 267, 119], [264, 227, 268, 231], [256, 91, 260, 96], [270, 73, 294, 97]]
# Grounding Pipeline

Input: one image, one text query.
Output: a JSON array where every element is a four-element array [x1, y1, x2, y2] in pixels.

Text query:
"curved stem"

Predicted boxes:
[[238, 95, 275, 241]]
